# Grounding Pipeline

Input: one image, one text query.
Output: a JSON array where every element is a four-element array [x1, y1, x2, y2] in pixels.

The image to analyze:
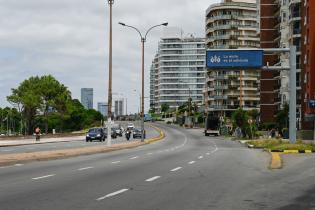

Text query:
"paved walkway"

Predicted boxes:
[[0, 136, 85, 147]]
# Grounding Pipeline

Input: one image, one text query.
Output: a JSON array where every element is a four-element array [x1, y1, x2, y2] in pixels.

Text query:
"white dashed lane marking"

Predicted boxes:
[[32, 174, 56, 180], [78, 167, 94, 171], [129, 156, 139, 160], [198, 156, 203, 159], [145, 176, 161, 182], [188, 161, 195, 165], [170, 167, 182, 172], [111, 161, 121, 164], [96, 189, 129, 201]]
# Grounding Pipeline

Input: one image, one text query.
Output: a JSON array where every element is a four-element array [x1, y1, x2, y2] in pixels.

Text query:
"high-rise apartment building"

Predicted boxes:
[[97, 102, 108, 117], [150, 28, 206, 113], [81, 88, 93, 110], [259, 0, 314, 130], [301, 0, 315, 127], [114, 99, 124, 117], [205, 0, 260, 118]]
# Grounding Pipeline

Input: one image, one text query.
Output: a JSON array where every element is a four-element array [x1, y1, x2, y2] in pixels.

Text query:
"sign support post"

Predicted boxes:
[[289, 46, 297, 144]]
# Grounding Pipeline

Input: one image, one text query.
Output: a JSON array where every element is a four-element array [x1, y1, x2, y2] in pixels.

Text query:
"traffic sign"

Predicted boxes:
[[206, 50, 263, 69], [309, 100, 315, 108]]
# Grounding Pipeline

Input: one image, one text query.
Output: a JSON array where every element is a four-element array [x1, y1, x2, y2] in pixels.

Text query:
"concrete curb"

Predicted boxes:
[[269, 149, 315, 153], [0, 137, 85, 148], [144, 125, 165, 144], [270, 152, 282, 169]]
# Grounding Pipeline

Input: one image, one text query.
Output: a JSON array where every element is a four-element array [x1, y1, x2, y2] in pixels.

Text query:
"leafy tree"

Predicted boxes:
[[232, 108, 249, 138], [38, 75, 71, 133], [7, 75, 104, 134], [276, 103, 289, 134], [161, 103, 170, 113], [149, 107, 155, 114], [7, 76, 42, 134]]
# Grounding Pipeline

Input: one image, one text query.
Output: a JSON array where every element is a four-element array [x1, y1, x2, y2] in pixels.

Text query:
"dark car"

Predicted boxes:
[[133, 128, 146, 139], [104, 127, 117, 139], [86, 128, 105, 142]]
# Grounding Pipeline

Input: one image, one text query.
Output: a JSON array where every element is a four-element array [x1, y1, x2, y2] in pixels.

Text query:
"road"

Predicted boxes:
[[0, 123, 314, 210], [0, 124, 157, 155]]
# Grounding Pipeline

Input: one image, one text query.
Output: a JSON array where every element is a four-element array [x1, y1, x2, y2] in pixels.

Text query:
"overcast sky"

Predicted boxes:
[[0, 0, 219, 114]]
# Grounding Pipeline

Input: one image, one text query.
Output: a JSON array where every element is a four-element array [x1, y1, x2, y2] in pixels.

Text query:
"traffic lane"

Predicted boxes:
[[0, 125, 157, 155], [91, 140, 270, 210], [0, 124, 216, 209]]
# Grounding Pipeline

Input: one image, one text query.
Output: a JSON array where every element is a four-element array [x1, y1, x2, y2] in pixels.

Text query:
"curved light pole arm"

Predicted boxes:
[[119, 23, 143, 41], [144, 23, 167, 41]]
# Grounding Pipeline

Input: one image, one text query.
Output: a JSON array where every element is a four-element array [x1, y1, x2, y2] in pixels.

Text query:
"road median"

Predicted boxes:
[[0, 141, 146, 166], [0, 124, 166, 166], [144, 124, 165, 144]]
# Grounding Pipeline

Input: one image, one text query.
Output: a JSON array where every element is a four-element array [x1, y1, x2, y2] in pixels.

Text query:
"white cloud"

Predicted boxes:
[[0, 0, 219, 113]]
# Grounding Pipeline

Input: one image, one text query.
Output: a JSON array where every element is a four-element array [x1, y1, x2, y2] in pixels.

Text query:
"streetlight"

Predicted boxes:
[[119, 21, 168, 142], [107, 0, 114, 146]]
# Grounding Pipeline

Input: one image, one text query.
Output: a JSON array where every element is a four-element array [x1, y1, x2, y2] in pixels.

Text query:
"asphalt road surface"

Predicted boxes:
[[0, 124, 157, 155], [0, 123, 314, 210]]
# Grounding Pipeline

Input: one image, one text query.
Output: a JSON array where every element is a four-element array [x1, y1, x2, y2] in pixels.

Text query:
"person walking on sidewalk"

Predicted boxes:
[[35, 127, 41, 141]]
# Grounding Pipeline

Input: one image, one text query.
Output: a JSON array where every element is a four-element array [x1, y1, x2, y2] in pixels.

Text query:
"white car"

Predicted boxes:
[[127, 123, 134, 131]]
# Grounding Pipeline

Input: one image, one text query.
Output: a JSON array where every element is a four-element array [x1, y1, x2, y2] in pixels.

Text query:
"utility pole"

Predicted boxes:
[[107, 0, 114, 146]]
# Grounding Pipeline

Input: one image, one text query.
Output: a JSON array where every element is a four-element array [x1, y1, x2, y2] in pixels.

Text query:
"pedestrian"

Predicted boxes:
[[35, 127, 41, 141]]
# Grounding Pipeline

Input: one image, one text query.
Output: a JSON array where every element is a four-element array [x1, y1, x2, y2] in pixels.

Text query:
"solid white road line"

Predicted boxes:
[[130, 156, 139, 160], [198, 156, 203, 159], [96, 189, 129, 201], [32, 174, 56, 180], [170, 167, 182, 172], [145, 176, 161, 182], [111, 161, 121, 164], [78, 167, 94, 171], [188, 161, 195, 165]]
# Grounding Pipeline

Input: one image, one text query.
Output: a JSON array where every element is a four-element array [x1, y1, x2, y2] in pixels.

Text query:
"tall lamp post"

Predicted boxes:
[[119, 21, 168, 142], [107, 0, 114, 146]]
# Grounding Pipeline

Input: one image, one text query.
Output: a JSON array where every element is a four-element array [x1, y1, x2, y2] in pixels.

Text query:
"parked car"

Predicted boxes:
[[86, 128, 106, 142], [127, 123, 134, 131], [104, 127, 117, 139], [133, 128, 146, 139]]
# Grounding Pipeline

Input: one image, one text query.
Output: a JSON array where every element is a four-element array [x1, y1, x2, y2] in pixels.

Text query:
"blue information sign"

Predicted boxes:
[[309, 100, 315, 108], [206, 50, 263, 69]]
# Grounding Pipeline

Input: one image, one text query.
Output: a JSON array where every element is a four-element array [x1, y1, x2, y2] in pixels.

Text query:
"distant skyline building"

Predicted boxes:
[[81, 88, 93, 110], [205, 0, 260, 118], [114, 98, 124, 117], [150, 27, 206, 113], [97, 102, 108, 117]]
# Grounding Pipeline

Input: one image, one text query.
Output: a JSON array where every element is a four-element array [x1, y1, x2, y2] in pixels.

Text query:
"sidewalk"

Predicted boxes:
[[0, 136, 85, 147]]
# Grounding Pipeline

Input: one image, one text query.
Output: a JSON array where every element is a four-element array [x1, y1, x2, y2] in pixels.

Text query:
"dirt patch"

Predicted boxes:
[[0, 141, 146, 166]]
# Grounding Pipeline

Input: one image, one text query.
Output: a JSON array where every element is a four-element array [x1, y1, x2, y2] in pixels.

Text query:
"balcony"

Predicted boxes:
[[214, 95, 228, 100], [214, 75, 228, 80], [214, 85, 228, 90]]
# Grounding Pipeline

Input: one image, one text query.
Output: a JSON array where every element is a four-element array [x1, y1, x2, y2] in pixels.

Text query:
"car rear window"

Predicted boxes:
[[89, 128, 101, 133]]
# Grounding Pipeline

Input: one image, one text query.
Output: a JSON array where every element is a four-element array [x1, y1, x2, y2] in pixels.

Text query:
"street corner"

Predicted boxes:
[[269, 149, 315, 170]]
